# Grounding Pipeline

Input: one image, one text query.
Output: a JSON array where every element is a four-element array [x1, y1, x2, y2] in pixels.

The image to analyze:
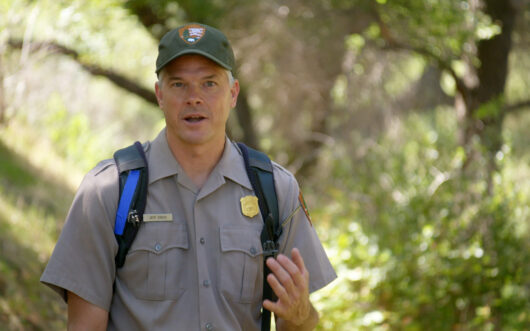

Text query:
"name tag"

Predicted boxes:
[[143, 213, 173, 222]]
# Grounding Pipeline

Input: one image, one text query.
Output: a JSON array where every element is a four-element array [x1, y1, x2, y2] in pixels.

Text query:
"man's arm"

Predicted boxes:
[[262, 248, 320, 331], [67, 291, 108, 331]]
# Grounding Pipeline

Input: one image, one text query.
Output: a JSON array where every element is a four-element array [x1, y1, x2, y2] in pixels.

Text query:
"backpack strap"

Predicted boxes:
[[113, 141, 149, 268], [237, 143, 281, 331]]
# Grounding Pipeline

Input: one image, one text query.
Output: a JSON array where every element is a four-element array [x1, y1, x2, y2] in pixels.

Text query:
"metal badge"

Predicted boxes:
[[240, 195, 259, 218]]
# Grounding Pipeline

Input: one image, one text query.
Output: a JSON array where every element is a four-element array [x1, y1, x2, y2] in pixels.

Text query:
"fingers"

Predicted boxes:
[[263, 249, 312, 323], [266, 256, 297, 298], [263, 272, 296, 319], [267, 257, 299, 289], [263, 248, 310, 325], [291, 248, 308, 276], [262, 298, 279, 314], [265, 273, 289, 311], [265, 249, 309, 300], [267, 249, 307, 284]]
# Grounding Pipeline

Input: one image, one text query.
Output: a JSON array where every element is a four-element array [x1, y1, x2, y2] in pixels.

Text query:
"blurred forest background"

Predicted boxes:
[[1, 0, 529, 330]]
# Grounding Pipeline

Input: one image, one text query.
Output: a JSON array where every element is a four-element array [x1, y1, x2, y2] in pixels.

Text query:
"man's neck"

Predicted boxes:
[[166, 133, 226, 189]]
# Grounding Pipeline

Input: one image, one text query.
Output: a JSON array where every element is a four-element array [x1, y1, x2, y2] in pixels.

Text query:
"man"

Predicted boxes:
[[41, 23, 336, 331]]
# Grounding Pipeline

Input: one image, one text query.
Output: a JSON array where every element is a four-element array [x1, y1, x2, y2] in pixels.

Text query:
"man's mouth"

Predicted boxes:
[[184, 115, 206, 123]]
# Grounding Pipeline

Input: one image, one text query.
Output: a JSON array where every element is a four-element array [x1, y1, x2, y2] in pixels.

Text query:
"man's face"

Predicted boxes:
[[155, 54, 239, 148]]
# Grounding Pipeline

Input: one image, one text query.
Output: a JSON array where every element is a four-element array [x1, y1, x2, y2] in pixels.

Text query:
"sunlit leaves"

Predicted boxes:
[[314, 107, 530, 329], [5, 0, 157, 82], [372, 0, 492, 64]]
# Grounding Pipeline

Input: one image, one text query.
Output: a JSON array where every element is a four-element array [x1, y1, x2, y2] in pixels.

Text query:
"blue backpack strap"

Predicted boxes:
[[114, 169, 140, 235], [113, 141, 148, 268], [237, 142, 280, 331]]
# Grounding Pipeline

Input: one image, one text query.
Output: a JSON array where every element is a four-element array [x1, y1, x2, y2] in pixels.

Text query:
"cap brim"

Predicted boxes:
[[156, 49, 232, 74]]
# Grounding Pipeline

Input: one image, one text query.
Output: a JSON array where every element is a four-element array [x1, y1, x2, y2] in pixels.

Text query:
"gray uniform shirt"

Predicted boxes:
[[41, 129, 336, 331]]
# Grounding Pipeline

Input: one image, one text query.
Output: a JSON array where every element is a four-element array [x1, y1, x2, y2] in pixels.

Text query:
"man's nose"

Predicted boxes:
[[185, 86, 203, 105]]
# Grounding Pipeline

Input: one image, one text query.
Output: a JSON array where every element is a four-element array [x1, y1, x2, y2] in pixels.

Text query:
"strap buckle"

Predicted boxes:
[[127, 210, 141, 227], [263, 240, 279, 258]]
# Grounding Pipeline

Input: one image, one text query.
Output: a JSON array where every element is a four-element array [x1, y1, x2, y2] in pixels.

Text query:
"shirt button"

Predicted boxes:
[[154, 243, 162, 252], [250, 247, 257, 255], [205, 322, 214, 330], [203, 280, 210, 288], [200, 237, 205, 244]]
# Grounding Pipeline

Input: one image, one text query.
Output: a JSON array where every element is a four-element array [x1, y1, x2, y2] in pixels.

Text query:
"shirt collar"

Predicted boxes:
[[147, 128, 252, 191], [216, 139, 252, 190], [147, 128, 180, 184]]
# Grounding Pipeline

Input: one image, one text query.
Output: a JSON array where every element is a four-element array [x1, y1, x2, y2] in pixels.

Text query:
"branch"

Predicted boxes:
[[388, 42, 467, 93], [505, 99, 530, 114], [80, 64, 157, 105], [369, 4, 469, 98], [7, 39, 158, 106]]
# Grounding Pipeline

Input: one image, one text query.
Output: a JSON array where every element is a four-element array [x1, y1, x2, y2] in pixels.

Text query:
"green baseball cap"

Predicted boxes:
[[156, 23, 235, 74]]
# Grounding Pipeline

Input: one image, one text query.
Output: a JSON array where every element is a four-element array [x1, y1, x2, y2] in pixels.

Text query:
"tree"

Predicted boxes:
[[369, 0, 530, 190], [313, 1, 530, 329]]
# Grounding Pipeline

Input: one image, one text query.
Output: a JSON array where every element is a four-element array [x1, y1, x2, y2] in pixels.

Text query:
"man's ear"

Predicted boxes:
[[155, 81, 163, 107], [230, 80, 240, 108]]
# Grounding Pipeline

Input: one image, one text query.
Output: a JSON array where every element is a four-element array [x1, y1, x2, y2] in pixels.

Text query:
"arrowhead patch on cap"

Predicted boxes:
[[179, 24, 206, 44]]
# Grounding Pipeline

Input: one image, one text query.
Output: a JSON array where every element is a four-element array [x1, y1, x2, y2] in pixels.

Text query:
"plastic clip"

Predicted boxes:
[[263, 240, 279, 258], [127, 210, 141, 227]]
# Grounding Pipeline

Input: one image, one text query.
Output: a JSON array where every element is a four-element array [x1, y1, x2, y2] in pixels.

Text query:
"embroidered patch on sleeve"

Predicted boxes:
[[298, 190, 313, 227]]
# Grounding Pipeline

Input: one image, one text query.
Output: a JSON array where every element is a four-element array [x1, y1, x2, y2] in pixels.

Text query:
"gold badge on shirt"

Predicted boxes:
[[240, 195, 259, 218]]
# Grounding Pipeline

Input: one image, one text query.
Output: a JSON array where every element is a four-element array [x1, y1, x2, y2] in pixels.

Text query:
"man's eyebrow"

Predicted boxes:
[[202, 74, 220, 80], [166, 74, 219, 80]]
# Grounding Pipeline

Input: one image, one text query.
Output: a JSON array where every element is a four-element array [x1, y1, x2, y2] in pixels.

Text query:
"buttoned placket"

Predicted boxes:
[[195, 196, 214, 330], [163, 138, 254, 330], [194, 173, 226, 331]]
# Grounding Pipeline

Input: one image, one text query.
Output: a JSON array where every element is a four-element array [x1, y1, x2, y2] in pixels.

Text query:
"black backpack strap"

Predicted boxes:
[[237, 142, 281, 331], [113, 141, 148, 268]]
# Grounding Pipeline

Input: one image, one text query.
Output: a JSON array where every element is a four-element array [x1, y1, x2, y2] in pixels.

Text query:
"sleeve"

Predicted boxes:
[[40, 161, 119, 311], [273, 164, 337, 293]]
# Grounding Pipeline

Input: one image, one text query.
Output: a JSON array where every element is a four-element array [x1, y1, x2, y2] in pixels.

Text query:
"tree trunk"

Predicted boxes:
[[234, 87, 259, 149], [461, 0, 516, 192], [460, 3, 517, 328]]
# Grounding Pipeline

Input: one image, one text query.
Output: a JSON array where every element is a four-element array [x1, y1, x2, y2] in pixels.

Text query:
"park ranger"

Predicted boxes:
[[41, 22, 336, 331]]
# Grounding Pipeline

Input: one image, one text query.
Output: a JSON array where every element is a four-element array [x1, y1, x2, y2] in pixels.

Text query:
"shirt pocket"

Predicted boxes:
[[219, 225, 263, 303], [117, 222, 189, 301]]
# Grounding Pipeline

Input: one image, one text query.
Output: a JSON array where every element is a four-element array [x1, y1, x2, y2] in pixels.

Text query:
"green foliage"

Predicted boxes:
[[124, 0, 245, 32], [3, 0, 164, 171], [44, 93, 99, 170], [374, 0, 483, 59], [1, 1, 529, 330], [0, 140, 69, 330], [3, 0, 158, 85], [474, 96, 504, 120], [0, 143, 36, 187], [41, 91, 147, 172], [314, 108, 530, 330]]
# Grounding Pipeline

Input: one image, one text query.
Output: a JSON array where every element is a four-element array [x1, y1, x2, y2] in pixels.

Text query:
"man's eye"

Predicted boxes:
[[205, 81, 217, 87], [172, 82, 184, 87]]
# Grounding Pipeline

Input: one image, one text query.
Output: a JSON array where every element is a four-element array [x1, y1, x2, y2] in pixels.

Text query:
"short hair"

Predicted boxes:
[[226, 70, 235, 87]]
